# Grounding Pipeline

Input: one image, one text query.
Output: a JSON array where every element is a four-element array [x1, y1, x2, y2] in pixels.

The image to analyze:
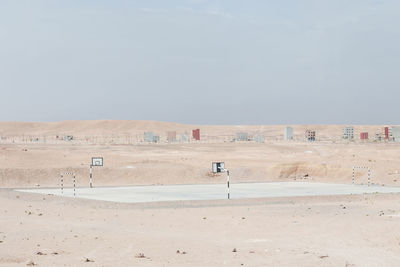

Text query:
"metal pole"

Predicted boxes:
[[61, 175, 63, 195], [227, 170, 230, 200], [352, 167, 355, 184], [73, 175, 76, 197], [368, 168, 371, 187], [90, 165, 93, 188]]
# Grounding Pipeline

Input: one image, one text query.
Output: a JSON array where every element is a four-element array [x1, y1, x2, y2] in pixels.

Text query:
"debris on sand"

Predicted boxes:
[[232, 248, 237, 253], [36, 251, 47, 255], [135, 253, 146, 258], [319, 255, 329, 259], [176, 250, 187, 254], [25, 259, 36, 266], [84, 258, 94, 262]]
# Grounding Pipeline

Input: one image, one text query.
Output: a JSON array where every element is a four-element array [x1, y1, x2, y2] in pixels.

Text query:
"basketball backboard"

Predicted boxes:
[[212, 162, 225, 173], [91, 157, 103, 166]]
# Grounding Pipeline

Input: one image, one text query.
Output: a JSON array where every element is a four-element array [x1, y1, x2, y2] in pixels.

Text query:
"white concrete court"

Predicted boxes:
[[16, 182, 400, 204]]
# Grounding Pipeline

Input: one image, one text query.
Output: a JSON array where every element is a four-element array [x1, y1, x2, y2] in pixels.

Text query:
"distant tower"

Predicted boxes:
[[284, 127, 293, 140]]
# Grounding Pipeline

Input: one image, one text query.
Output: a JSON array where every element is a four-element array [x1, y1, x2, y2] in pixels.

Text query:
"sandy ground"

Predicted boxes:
[[1, 142, 400, 189], [1, 190, 400, 266], [1, 121, 400, 266]]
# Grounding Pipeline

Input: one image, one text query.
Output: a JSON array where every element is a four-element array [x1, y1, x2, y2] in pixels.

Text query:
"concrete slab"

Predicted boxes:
[[16, 182, 400, 204]]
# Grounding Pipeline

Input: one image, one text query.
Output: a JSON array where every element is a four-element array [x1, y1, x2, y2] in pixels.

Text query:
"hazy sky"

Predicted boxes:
[[0, 0, 399, 124]]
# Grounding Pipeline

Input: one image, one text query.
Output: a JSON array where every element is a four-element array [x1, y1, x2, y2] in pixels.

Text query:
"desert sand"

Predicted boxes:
[[1, 120, 400, 266]]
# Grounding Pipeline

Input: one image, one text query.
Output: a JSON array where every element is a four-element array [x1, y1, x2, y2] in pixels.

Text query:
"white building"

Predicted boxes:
[[284, 127, 293, 140], [253, 135, 265, 143], [342, 126, 354, 140], [392, 127, 400, 142]]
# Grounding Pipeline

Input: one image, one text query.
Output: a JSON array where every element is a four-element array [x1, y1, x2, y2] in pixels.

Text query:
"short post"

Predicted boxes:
[[352, 167, 355, 184], [227, 170, 230, 199], [73, 175, 76, 197], [61, 175, 64, 195], [89, 165, 93, 188], [368, 168, 371, 187]]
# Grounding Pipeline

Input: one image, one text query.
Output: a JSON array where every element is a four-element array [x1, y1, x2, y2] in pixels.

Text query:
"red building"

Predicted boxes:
[[360, 132, 369, 140], [192, 129, 200, 141], [383, 127, 389, 140]]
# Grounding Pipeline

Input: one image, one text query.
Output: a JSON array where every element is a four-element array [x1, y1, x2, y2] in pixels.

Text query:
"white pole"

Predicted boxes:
[[73, 175, 76, 197]]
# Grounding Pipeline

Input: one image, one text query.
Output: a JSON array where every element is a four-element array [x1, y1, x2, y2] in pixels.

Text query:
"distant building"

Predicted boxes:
[[383, 127, 390, 140], [305, 130, 316, 142], [180, 134, 189, 142], [253, 135, 265, 143], [167, 131, 176, 142], [342, 126, 354, 140], [284, 127, 294, 140], [192, 129, 200, 141], [236, 132, 249, 141], [144, 132, 154, 142], [360, 132, 369, 140], [153, 135, 160, 143], [145, 132, 159, 143], [392, 127, 400, 142]]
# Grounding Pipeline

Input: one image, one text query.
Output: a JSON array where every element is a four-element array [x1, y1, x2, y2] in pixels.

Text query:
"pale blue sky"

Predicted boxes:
[[0, 0, 399, 124]]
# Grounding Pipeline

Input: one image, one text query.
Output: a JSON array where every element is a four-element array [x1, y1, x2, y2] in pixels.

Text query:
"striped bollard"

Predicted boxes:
[[352, 167, 355, 184]]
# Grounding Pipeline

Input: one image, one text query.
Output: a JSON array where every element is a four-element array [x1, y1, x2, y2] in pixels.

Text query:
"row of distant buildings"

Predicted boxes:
[[143, 126, 400, 143], [342, 126, 400, 142], [144, 129, 201, 143], [236, 126, 400, 142]]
